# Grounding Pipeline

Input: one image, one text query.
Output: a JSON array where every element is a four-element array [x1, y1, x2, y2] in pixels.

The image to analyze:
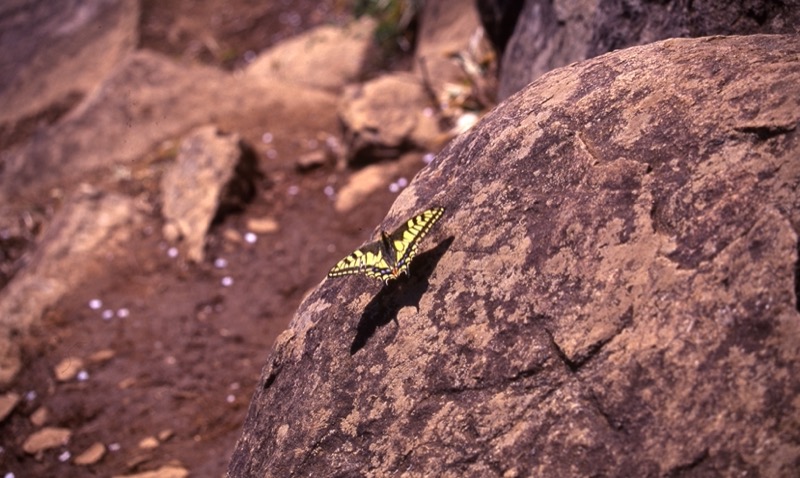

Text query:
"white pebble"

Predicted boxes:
[[116, 308, 130, 318], [4, 472, 15, 478], [389, 183, 400, 193], [226, 394, 235, 403], [102, 309, 114, 321], [323, 185, 335, 197], [214, 258, 228, 269], [261, 132, 273, 144], [287, 185, 300, 196], [221, 276, 234, 287], [423, 153, 435, 164], [88, 299, 102, 310], [167, 247, 179, 258], [108, 443, 121, 452], [397, 177, 408, 187], [76, 370, 89, 381], [244, 232, 257, 244], [24, 390, 37, 401], [58, 451, 71, 462]]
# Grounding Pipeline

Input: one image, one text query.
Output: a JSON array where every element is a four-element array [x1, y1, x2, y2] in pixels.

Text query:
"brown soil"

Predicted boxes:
[[0, 1, 425, 476]]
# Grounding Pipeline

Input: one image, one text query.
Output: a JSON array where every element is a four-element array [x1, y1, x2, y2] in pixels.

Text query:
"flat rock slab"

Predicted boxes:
[[161, 126, 255, 262], [229, 35, 800, 477], [0, 49, 338, 202]]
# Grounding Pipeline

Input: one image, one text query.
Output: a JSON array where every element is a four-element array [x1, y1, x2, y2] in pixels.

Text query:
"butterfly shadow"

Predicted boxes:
[[350, 236, 454, 355]]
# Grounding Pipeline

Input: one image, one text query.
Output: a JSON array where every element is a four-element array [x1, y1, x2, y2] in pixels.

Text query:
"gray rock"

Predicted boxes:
[[496, 0, 800, 99], [229, 35, 800, 477], [161, 126, 259, 263]]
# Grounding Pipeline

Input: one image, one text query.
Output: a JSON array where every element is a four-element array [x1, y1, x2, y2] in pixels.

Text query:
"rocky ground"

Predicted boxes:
[[0, 1, 491, 476]]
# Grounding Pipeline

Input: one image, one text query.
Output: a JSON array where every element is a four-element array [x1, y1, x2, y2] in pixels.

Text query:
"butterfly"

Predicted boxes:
[[328, 207, 445, 283]]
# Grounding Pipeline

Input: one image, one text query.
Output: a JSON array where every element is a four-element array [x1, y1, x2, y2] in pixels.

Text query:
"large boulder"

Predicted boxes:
[[229, 35, 800, 476], [0, 0, 139, 131]]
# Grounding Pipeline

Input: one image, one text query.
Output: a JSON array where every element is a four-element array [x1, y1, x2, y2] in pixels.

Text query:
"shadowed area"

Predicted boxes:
[[351, 236, 454, 354]]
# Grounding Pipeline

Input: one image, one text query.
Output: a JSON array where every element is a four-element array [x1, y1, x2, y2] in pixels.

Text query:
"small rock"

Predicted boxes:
[[295, 150, 329, 171], [89, 349, 116, 363], [74, 442, 106, 465], [0, 392, 20, 422], [162, 222, 181, 242], [54, 357, 84, 382], [138, 436, 159, 449], [29, 406, 48, 426], [338, 73, 431, 165], [157, 429, 174, 442], [22, 427, 71, 454], [0, 334, 23, 387], [223, 229, 242, 243], [112, 464, 189, 478], [334, 163, 395, 213]]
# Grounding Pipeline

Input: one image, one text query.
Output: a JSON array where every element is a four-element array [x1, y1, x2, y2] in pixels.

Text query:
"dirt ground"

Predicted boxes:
[[0, 1, 427, 476]]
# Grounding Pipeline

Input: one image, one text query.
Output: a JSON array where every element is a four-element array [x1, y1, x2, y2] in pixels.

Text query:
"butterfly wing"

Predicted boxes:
[[327, 241, 395, 281], [388, 207, 445, 274], [327, 206, 445, 282]]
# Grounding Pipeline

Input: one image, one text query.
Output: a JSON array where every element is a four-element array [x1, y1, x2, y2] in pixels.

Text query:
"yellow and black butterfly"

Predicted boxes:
[[328, 207, 445, 283]]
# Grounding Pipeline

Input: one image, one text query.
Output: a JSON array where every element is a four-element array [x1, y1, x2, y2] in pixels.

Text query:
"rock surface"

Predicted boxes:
[[494, 0, 800, 99], [229, 35, 800, 477]]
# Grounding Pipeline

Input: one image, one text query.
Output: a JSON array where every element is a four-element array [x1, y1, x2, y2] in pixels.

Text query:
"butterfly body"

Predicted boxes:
[[328, 207, 445, 283]]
